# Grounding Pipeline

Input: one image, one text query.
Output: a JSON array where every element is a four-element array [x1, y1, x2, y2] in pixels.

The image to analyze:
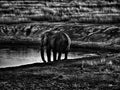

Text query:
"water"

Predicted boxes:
[[0, 46, 97, 68]]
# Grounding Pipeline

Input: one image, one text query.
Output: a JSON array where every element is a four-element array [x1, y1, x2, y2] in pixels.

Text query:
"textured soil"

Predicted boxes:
[[0, 53, 120, 90]]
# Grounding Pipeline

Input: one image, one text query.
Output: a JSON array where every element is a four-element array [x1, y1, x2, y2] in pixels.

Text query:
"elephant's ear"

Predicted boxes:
[[41, 33, 48, 46]]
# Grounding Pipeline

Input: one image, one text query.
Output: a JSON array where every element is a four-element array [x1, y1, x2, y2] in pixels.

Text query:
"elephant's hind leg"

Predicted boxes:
[[58, 52, 62, 60], [64, 52, 68, 60], [46, 47, 51, 62], [53, 50, 57, 61]]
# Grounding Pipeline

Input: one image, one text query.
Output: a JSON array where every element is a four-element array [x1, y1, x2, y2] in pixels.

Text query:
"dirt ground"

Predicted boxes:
[[0, 53, 120, 90]]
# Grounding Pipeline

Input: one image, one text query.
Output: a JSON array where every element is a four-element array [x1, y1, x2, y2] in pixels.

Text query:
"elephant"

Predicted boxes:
[[40, 31, 71, 63]]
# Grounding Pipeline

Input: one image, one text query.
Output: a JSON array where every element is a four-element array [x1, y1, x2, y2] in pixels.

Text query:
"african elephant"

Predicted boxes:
[[40, 31, 71, 63]]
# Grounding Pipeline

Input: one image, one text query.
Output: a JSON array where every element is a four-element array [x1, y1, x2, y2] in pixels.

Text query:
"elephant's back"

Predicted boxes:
[[52, 32, 71, 52]]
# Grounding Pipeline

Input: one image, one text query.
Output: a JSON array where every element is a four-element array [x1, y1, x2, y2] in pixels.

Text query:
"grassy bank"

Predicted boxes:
[[0, 23, 120, 54], [0, 22, 120, 43]]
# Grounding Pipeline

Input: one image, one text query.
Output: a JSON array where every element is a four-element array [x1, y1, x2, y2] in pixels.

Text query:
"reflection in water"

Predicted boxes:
[[0, 48, 41, 68], [0, 46, 97, 68]]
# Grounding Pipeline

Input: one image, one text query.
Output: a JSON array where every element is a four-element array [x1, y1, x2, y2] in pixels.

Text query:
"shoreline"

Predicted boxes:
[[0, 54, 100, 70]]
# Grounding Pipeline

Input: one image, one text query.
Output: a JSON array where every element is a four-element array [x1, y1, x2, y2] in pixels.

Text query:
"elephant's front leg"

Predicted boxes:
[[40, 46, 46, 63], [46, 47, 51, 62]]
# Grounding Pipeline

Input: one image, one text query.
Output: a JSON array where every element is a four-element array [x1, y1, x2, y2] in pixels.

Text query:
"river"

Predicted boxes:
[[0, 45, 97, 68]]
